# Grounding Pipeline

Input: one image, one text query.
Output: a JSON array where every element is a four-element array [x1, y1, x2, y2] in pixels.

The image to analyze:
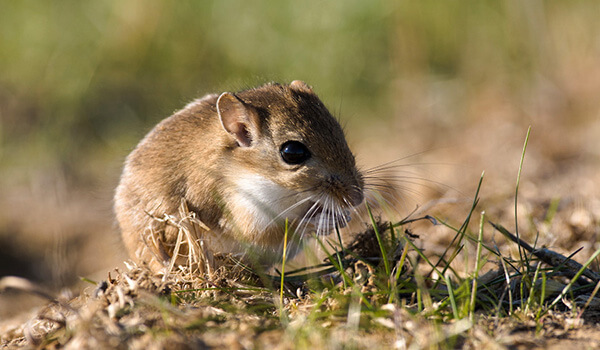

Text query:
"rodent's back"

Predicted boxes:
[[115, 94, 227, 268]]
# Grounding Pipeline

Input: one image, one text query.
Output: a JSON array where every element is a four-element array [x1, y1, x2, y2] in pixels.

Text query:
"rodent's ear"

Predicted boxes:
[[290, 80, 313, 93], [217, 92, 258, 147]]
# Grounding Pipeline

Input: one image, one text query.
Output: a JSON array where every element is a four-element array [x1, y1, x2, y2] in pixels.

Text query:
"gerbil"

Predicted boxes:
[[114, 81, 364, 271]]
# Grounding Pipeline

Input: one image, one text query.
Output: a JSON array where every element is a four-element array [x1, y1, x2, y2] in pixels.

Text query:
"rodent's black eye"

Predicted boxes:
[[280, 141, 311, 165]]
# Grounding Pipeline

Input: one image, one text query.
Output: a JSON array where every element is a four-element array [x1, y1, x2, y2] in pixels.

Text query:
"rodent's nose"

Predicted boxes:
[[327, 174, 364, 207]]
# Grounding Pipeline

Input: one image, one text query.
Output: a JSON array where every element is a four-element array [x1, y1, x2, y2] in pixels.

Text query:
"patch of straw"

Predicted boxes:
[[144, 200, 216, 279]]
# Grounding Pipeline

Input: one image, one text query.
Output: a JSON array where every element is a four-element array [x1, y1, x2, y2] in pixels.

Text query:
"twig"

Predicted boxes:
[[490, 221, 600, 283]]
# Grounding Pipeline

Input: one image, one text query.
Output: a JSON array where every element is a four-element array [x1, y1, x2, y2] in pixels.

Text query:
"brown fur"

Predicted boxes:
[[114, 81, 363, 271]]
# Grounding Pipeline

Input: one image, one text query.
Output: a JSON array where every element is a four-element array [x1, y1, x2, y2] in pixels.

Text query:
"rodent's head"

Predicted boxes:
[[216, 81, 364, 237]]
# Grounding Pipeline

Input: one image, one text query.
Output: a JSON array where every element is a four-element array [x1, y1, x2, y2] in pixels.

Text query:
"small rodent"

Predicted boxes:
[[114, 81, 364, 271]]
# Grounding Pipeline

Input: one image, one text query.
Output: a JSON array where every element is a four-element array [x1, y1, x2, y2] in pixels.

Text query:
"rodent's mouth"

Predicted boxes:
[[302, 204, 352, 233]]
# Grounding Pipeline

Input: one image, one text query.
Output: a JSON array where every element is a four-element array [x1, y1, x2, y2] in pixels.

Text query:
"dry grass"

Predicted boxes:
[[2, 167, 600, 349]]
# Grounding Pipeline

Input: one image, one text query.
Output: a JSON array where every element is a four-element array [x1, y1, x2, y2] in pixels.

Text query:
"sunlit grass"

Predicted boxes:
[[3, 130, 600, 348]]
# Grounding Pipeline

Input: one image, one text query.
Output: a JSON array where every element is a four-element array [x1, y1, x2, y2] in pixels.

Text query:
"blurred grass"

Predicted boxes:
[[1, 0, 599, 184], [0, 0, 397, 181]]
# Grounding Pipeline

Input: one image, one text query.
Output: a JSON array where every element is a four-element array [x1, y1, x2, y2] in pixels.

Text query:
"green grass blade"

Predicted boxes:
[[469, 211, 485, 322], [514, 126, 531, 267], [444, 274, 459, 320], [430, 171, 484, 282], [280, 218, 289, 308], [389, 239, 410, 304], [366, 202, 390, 276], [524, 260, 542, 313], [546, 247, 600, 313]]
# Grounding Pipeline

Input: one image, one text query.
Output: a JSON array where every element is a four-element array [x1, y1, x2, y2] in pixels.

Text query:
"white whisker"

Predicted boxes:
[[264, 195, 315, 227]]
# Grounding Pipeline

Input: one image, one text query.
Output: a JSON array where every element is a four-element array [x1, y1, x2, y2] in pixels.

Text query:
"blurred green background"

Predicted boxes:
[[1, 1, 599, 299]]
